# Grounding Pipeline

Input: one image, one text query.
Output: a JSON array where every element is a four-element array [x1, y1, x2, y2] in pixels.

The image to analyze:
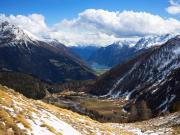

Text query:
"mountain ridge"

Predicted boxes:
[[0, 21, 96, 84], [71, 34, 176, 68]]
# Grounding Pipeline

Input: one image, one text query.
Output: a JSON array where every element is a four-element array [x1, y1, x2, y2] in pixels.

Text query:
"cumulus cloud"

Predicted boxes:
[[0, 13, 50, 38], [0, 9, 180, 46], [78, 9, 180, 36], [53, 9, 180, 45], [166, 0, 180, 15]]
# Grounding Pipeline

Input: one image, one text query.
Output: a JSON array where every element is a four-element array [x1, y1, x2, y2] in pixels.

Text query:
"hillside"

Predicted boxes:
[[0, 85, 134, 135], [0, 85, 180, 135]]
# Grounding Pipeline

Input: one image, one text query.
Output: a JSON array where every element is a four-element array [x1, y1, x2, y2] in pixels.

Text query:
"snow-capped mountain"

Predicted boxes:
[[0, 21, 38, 47], [0, 21, 96, 83], [77, 35, 176, 68], [135, 34, 176, 50], [114, 40, 137, 48], [90, 36, 180, 115]]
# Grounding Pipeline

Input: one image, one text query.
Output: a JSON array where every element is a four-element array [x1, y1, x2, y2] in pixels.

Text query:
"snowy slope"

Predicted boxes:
[[0, 86, 80, 135], [109, 112, 180, 135], [114, 40, 137, 48]]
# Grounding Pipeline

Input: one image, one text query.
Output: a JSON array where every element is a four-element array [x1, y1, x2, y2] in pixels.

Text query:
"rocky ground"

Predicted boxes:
[[108, 112, 180, 135]]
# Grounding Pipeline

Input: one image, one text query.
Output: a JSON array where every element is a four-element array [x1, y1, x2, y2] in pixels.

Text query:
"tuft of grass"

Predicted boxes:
[[41, 123, 62, 135], [0, 121, 6, 135], [16, 113, 31, 129], [0, 90, 13, 107], [0, 109, 26, 135], [0, 109, 14, 126]]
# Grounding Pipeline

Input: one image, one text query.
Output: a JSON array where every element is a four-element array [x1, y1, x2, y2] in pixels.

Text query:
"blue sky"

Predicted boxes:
[[0, 0, 179, 46], [0, 0, 176, 25]]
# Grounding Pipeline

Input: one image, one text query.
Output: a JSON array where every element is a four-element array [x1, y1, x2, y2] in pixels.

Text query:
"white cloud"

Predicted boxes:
[[0, 13, 50, 37], [166, 0, 180, 15], [52, 9, 180, 45], [0, 9, 180, 46]]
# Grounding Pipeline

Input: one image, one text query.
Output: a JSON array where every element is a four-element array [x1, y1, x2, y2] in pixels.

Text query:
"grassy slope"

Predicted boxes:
[[0, 85, 179, 135], [0, 85, 133, 135]]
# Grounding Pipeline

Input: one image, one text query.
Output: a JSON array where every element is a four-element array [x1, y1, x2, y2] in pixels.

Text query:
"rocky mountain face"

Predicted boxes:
[[135, 34, 175, 50], [0, 21, 96, 84], [90, 36, 180, 116]]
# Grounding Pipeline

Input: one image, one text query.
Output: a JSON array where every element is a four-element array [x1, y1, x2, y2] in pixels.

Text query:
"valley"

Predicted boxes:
[[43, 91, 129, 123], [94, 68, 110, 76], [0, 11, 179, 135]]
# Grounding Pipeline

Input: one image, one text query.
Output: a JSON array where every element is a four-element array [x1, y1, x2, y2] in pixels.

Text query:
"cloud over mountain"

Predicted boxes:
[[1, 9, 180, 46], [0, 14, 49, 37]]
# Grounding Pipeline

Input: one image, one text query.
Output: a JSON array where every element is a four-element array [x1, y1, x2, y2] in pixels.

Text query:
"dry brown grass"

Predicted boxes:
[[0, 84, 134, 135], [0, 109, 26, 135], [0, 91, 13, 107], [41, 123, 62, 135], [45, 94, 129, 122], [0, 109, 14, 126], [16, 113, 31, 129]]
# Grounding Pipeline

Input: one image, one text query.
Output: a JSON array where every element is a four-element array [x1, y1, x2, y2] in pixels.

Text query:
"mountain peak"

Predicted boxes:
[[135, 34, 176, 49], [113, 40, 137, 48], [0, 20, 38, 47]]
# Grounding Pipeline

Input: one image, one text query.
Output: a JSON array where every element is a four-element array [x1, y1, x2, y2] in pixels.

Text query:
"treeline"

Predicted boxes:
[[128, 100, 152, 122], [0, 71, 48, 99], [48, 80, 95, 93]]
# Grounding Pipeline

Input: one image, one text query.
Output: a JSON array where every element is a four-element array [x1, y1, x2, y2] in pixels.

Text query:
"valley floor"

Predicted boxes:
[[0, 85, 179, 135], [43, 91, 129, 123]]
